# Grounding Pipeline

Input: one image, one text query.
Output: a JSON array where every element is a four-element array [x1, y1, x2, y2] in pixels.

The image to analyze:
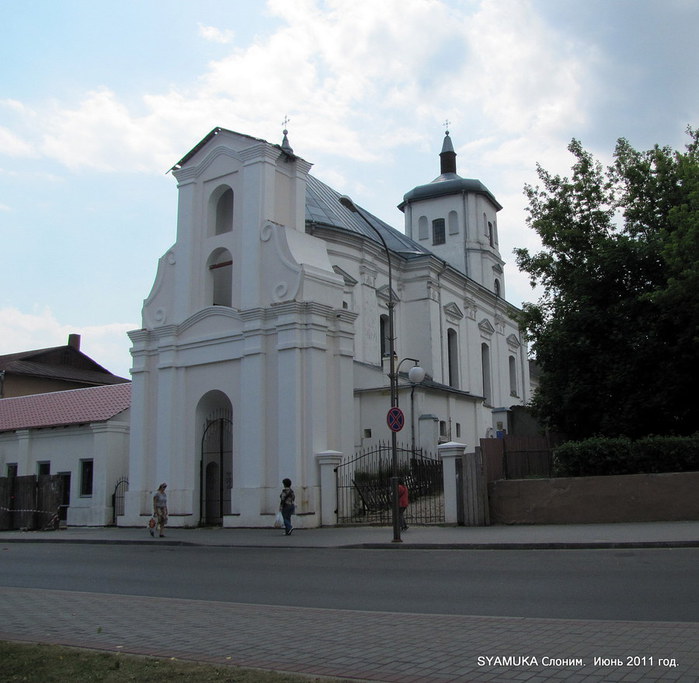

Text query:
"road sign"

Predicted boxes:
[[386, 406, 405, 432]]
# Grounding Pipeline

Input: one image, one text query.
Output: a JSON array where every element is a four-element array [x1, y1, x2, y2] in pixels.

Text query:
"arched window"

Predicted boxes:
[[208, 248, 233, 307], [447, 328, 459, 388], [509, 355, 518, 397], [494, 278, 501, 297], [379, 314, 390, 361], [418, 215, 429, 240], [433, 218, 446, 245], [208, 186, 234, 236], [481, 343, 492, 405], [488, 221, 494, 247]]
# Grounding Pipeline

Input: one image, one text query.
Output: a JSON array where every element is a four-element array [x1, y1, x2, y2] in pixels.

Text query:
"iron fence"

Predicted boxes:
[[335, 442, 444, 525]]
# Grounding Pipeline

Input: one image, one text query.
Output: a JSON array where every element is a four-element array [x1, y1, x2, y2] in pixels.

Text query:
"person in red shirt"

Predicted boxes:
[[397, 479, 409, 531]]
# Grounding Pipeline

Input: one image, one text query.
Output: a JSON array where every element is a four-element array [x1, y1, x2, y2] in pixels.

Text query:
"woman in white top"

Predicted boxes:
[[152, 483, 168, 537]]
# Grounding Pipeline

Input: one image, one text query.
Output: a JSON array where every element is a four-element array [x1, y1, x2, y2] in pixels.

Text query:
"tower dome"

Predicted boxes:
[[398, 130, 505, 295], [399, 131, 501, 211]]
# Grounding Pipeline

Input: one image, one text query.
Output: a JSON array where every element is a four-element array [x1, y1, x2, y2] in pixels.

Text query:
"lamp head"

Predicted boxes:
[[408, 365, 426, 384]]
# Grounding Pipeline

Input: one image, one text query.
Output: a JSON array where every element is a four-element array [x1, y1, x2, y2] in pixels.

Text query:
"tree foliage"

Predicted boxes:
[[515, 128, 699, 440]]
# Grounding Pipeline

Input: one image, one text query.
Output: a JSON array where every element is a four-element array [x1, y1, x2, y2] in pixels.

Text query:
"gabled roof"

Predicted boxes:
[[0, 344, 129, 386], [169, 126, 297, 173], [0, 383, 131, 432]]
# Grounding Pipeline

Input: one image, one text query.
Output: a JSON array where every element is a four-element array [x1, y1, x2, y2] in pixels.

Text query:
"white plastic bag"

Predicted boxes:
[[274, 511, 284, 529]]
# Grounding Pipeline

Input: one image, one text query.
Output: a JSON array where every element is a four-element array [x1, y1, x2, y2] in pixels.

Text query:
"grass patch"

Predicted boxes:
[[0, 641, 339, 682]]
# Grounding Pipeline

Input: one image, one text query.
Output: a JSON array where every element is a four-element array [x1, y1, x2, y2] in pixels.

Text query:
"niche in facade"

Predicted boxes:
[[208, 186, 234, 236]]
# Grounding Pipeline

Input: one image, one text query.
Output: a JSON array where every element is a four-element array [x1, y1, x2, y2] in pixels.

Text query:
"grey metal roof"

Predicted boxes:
[[305, 174, 430, 258], [400, 172, 502, 211]]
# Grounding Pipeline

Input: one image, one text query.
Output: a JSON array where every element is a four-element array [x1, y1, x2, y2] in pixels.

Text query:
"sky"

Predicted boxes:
[[1, 0, 698, 378]]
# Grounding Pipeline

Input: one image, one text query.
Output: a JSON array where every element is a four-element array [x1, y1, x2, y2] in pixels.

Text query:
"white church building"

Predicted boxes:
[[119, 126, 531, 529]]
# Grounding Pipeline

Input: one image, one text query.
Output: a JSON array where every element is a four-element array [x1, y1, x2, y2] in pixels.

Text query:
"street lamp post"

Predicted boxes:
[[339, 195, 402, 541], [396, 359, 426, 454]]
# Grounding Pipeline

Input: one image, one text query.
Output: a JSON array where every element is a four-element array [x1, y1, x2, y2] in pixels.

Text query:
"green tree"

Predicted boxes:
[[515, 129, 699, 440]]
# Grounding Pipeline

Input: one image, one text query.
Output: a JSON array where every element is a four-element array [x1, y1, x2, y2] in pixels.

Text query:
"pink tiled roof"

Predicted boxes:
[[0, 383, 131, 432]]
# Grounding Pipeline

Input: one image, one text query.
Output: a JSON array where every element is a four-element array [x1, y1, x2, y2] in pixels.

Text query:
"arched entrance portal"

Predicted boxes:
[[200, 408, 233, 525]]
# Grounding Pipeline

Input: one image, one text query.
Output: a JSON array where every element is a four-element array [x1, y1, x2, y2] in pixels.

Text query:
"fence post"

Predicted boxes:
[[316, 450, 343, 527], [438, 442, 466, 524], [465, 447, 490, 526]]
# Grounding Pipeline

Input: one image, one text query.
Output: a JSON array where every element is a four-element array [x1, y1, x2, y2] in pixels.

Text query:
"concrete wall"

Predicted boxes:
[[488, 471, 699, 525]]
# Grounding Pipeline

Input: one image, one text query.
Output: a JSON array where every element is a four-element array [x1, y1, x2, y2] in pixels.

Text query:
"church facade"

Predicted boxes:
[[120, 127, 530, 529]]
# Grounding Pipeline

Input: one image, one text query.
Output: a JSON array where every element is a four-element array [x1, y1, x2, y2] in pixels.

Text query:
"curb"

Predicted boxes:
[[3, 536, 699, 550], [352, 540, 699, 550]]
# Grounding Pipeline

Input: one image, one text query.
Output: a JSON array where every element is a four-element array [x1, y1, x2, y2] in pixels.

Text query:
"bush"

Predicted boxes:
[[553, 434, 699, 477]]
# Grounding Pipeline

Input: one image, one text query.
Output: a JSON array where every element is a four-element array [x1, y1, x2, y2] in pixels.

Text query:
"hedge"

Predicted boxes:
[[552, 434, 699, 477]]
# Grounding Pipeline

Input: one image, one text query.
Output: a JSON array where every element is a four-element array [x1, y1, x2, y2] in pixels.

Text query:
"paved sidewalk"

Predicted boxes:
[[1, 519, 699, 549], [1, 586, 698, 682], [2, 521, 699, 681]]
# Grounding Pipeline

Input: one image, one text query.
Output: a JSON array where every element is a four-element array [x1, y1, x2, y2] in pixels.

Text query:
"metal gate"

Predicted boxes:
[[335, 442, 444, 525], [200, 410, 233, 525], [112, 477, 128, 524]]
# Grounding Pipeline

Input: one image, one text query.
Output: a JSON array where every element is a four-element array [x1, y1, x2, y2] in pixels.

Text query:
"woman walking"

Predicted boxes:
[[279, 478, 296, 536], [152, 483, 168, 537]]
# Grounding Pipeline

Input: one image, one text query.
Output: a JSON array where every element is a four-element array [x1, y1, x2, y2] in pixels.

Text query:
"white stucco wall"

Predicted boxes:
[[0, 413, 130, 526], [124, 131, 355, 529]]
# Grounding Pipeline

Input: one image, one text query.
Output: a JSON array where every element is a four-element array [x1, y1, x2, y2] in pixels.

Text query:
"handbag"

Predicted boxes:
[[274, 511, 284, 528], [148, 516, 156, 536]]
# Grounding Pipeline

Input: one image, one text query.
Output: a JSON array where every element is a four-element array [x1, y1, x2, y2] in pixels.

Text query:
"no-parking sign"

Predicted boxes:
[[386, 406, 405, 432]]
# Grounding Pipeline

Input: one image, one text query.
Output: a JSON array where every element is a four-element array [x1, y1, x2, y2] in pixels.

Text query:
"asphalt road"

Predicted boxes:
[[2, 544, 698, 622]]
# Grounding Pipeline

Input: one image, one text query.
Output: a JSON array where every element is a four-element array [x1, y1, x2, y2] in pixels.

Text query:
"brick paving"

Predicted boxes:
[[1, 586, 698, 682]]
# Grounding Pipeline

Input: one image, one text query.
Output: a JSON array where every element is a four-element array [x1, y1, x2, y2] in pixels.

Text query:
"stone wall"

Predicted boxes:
[[488, 471, 699, 525]]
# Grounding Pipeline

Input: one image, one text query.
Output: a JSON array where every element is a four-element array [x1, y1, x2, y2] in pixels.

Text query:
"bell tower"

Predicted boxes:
[[398, 129, 506, 297]]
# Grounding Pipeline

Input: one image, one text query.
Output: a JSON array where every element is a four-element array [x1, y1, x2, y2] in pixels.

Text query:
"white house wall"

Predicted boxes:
[[0, 415, 129, 526]]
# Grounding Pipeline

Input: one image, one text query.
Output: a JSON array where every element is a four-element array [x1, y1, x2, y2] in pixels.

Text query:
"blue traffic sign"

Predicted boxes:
[[386, 406, 405, 432]]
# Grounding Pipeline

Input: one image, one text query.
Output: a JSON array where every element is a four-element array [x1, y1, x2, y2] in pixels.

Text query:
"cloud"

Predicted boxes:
[[0, 0, 597, 180], [4, 0, 602, 181], [198, 23, 235, 44], [0, 125, 38, 159], [0, 307, 135, 378], [1, 0, 695, 316], [40, 89, 162, 172]]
